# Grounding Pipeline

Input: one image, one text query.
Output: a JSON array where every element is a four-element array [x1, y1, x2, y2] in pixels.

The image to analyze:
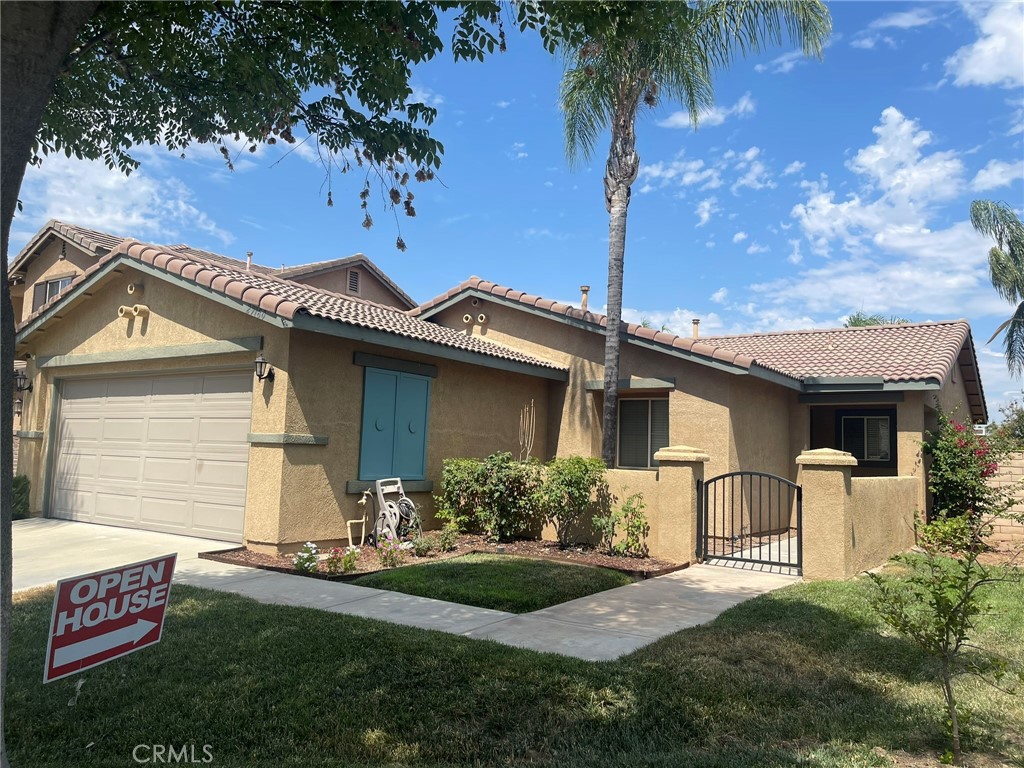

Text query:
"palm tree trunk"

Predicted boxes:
[[1, 5, 98, 765], [600, 95, 640, 467]]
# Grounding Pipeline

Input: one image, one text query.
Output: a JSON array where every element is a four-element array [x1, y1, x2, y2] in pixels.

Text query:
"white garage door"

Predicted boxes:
[[51, 371, 252, 542]]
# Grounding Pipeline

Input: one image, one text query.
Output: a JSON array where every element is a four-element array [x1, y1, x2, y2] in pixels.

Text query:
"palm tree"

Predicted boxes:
[[560, 2, 831, 466], [971, 200, 1024, 374], [844, 311, 911, 327]]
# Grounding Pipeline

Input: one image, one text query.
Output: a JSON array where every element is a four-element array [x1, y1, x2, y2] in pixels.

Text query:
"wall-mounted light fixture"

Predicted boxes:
[[14, 369, 32, 393], [254, 354, 275, 382], [13, 399, 22, 418]]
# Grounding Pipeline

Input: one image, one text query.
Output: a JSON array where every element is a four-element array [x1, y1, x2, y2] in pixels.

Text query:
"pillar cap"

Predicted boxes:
[[796, 448, 858, 466], [653, 445, 710, 463]]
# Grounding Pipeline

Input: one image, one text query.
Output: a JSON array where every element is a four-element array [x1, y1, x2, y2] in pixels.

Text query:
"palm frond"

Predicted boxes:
[[989, 246, 1024, 304], [560, 64, 612, 167], [1002, 301, 1024, 378]]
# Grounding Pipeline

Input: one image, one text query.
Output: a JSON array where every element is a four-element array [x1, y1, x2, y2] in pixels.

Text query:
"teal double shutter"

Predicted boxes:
[[359, 367, 431, 480]]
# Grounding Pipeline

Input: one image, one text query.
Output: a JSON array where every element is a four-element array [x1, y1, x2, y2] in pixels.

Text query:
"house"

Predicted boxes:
[[12, 223, 564, 551], [13, 222, 988, 579]]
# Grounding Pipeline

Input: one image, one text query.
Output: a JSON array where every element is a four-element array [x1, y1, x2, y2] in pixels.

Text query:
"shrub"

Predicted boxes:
[[325, 546, 360, 575], [541, 456, 608, 548], [435, 453, 543, 543], [292, 542, 319, 574], [593, 491, 649, 557], [411, 534, 435, 558], [925, 409, 1011, 524], [12, 475, 30, 521], [870, 513, 1021, 766], [436, 522, 459, 553], [377, 531, 405, 569]]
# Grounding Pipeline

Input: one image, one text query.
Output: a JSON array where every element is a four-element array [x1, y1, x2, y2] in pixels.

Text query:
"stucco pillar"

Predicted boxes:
[[652, 445, 710, 563], [795, 448, 857, 580]]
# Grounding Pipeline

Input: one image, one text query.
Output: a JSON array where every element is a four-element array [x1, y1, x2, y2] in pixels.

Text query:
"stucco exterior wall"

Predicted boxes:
[[291, 266, 407, 309], [431, 299, 790, 483], [20, 239, 96, 323], [265, 330, 550, 552], [848, 476, 918, 574]]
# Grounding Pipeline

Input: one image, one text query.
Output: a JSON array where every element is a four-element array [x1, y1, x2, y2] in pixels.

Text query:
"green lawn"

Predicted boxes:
[[7, 572, 1023, 768], [352, 554, 635, 612]]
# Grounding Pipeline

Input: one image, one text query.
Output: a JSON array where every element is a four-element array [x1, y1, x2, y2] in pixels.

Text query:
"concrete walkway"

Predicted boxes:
[[15, 519, 798, 661]]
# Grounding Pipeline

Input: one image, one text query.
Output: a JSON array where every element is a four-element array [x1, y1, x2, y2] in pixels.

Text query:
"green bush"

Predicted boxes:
[[540, 456, 608, 548], [436, 522, 459, 552], [435, 453, 543, 543], [12, 475, 30, 521], [411, 534, 435, 558], [593, 491, 649, 557]]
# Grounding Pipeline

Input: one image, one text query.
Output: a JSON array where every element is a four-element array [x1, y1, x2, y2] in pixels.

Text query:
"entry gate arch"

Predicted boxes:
[[697, 471, 802, 574]]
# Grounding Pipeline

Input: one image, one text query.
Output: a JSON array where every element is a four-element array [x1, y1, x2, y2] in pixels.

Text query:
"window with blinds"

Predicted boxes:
[[617, 398, 669, 469], [841, 415, 892, 462]]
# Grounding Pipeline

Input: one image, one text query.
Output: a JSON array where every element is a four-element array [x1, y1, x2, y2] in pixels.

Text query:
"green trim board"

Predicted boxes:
[[16, 431, 43, 439], [37, 337, 264, 369], [293, 313, 568, 382], [353, 351, 438, 378], [247, 433, 328, 445], [345, 480, 434, 495], [585, 377, 675, 391], [41, 379, 61, 517]]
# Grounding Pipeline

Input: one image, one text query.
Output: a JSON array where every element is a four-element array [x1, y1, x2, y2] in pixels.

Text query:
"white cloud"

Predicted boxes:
[[495, 100, 512, 109], [710, 287, 728, 304], [409, 84, 444, 107], [508, 141, 528, 160], [851, 37, 877, 50], [657, 92, 755, 130], [787, 239, 803, 265], [754, 50, 806, 75], [638, 156, 722, 191], [694, 197, 720, 227], [868, 8, 937, 30], [732, 231, 748, 243], [13, 151, 234, 250], [732, 160, 776, 194], [945, 2, 1024, 88], [621, 306, 724, 336], [746, 242, 770, 255], [522, 227, 572, 241], [782, 161, 806, 176], [970, 158, 1024, 191]]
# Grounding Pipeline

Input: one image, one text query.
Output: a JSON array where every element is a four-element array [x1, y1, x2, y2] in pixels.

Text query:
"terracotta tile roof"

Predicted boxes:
[[413, 277, 763, 373], [414, 279, 986, 420], [18, 242, 565, 375], [699, 321, 973, 385], [164, 244, 276, 275], [274, 254, 417, 309], [9, 220, 125, 275]]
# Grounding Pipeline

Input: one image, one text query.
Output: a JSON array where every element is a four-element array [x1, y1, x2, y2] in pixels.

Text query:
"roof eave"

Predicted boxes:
[[290, 312, 568, 381]]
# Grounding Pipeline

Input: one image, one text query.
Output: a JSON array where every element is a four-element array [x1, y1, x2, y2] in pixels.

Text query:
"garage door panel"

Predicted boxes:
[[139, 497, 190, 528], [52, 371, 251, 542], [142, 456, 192, 484], [193, 502, 245, 536], [195, 459, 248, 490], [98, 454, 141, 482], [94, 492, 140, 521], [148, 417, 197, 444], [102, 418, 145, 442], [198, 417, 250, 445]]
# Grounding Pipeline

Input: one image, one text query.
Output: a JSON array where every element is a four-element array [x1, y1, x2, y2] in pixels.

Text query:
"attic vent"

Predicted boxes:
[[347, 269, 360, 295]]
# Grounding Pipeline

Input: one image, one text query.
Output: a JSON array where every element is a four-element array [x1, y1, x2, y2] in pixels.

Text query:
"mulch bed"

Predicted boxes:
[[200, 533, 686, 582]]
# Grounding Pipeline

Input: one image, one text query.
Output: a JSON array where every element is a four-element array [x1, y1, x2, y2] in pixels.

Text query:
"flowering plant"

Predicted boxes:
[[292, 542, 319, 574], [324, 546, 360, 575], [376, 531, 405, 569]]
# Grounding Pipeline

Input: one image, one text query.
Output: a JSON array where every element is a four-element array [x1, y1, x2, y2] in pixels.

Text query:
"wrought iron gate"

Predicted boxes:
[[697, 471, 802, 574]]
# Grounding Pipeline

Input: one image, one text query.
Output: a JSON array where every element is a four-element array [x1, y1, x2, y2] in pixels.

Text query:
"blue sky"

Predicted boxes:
[[10, 1, 1024, 414]]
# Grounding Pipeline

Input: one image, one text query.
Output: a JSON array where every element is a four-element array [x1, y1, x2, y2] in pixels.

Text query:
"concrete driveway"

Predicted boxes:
[[13, 518, 235, 592]]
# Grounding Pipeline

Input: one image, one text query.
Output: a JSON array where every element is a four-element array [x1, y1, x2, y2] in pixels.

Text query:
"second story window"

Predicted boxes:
[[32, 276, 74, 312]]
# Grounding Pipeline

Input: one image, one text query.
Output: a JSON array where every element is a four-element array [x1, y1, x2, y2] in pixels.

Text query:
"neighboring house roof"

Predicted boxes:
[[164, 244, 276, 275], [415, 278, 987, 421], [16, 241, 566, 381], [9, 220, 126, 277], [274, 255, 417, 310]]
